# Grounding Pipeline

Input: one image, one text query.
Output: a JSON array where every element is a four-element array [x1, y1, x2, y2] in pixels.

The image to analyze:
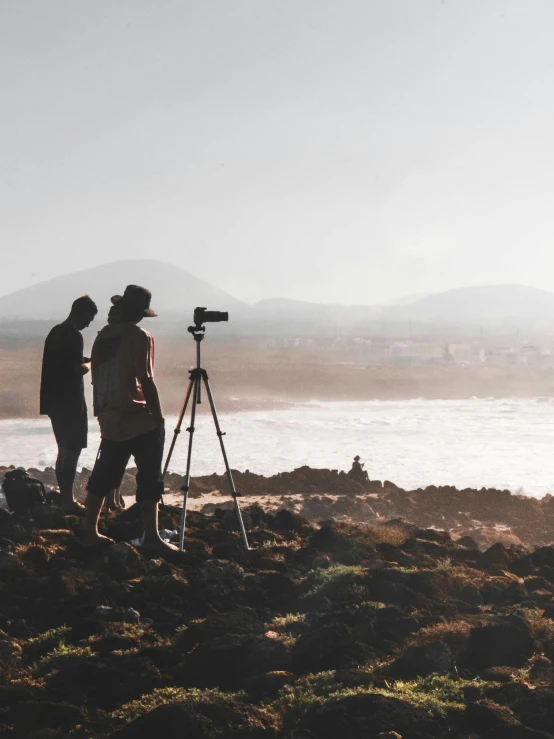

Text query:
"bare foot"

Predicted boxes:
[[82, 533, 114, 548], [140, 537, 181, 553], [61, 501, 86, 515]]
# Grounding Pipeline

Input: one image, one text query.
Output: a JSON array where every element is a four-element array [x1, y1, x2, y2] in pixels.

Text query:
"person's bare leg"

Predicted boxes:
[[59, 447, 85, 513], [140, 500, 178, 551], [83, 492, 114, 546]]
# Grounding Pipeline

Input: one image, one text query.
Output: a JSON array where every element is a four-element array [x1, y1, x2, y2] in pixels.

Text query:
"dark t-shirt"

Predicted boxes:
[[40, 323, 86, 416]]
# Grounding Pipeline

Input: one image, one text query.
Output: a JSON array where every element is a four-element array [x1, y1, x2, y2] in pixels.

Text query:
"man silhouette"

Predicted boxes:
[[83, 285, 176, 551], [40, 295, 98, 512]]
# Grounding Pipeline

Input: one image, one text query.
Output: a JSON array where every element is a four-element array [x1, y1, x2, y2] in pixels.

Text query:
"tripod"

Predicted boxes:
[[162, 322, 250, 551]]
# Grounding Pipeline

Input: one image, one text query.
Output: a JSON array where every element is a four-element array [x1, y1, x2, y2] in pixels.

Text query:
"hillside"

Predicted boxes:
[[397, 284, 554, 325], [0, 260, 243, 320]]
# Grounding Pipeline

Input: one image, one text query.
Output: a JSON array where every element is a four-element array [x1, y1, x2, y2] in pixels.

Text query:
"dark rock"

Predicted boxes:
[[413, 528, 451, 544], [480, 542, 510, 568], [3, 701, 85, 732], [480, 726, 554, 739], [310, 524, 339, 551], [293, 622, 370, 673], [299, 693, 428, 739], [176, 609, 264, 651], [457, 535, 479, 549], [463, 699, 519, 731], [242, 670, 295, 701], [461, 616, 534, 669], [389, 642, 452, 677], [112, 698, 278, 738], [183, 633, 292, 688]]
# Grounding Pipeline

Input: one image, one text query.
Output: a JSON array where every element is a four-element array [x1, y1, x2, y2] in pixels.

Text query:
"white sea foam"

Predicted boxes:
[[2, 398, 554, 497]]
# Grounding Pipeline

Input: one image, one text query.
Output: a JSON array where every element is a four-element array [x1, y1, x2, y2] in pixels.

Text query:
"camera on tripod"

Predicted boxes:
[[194, 307, 228, 327], [163, 304, 250, 551]]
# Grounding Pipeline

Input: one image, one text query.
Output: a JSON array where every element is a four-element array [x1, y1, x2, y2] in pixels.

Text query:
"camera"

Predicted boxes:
[[194, 306, 229, 326]]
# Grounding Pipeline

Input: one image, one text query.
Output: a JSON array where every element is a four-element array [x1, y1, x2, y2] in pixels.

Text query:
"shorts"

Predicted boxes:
[[50, 408, 88, 450], [87, 427, 165, 503]]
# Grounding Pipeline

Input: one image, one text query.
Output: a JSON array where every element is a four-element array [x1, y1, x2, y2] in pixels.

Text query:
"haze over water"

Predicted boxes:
[[2, 398, 554, 497]]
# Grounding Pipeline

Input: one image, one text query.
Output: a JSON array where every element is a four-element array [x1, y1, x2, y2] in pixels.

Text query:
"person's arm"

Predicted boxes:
[[134, 331, 163, 426], [75, 361, 90, 376], [72, 331, 90, 375], [141, 377, 164, 427]]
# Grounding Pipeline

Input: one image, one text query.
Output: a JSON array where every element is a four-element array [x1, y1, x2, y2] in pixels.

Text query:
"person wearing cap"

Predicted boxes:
[[40, 295, 98, 513], [83, 285, 176, 551]]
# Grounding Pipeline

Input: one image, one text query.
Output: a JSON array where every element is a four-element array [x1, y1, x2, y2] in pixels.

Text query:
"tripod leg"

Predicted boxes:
[[201, 372, 250, 550], [162, 376, 195, 478], [178, 373, 199, 551]]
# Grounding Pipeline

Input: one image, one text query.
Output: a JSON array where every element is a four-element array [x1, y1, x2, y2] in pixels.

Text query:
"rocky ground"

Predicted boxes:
[[2, 469, 554, 737], [19, 463, 554, 549]]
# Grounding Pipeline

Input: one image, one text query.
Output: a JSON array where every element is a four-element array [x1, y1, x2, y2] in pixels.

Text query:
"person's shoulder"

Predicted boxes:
[[46, 322, 77, 342], [95, 324, 112, 339], [129, 325, 153, 344], [46, 322, 63, 338]]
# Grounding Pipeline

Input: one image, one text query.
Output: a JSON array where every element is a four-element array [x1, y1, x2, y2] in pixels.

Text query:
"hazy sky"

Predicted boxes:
[[2, 0, 554, 305]]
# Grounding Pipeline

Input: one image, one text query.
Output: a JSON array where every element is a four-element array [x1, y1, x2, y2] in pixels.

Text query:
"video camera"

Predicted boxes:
[[193, 307, 228, 327]]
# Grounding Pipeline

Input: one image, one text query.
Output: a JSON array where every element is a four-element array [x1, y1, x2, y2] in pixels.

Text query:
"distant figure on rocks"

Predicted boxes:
[[83, 285, 176, 552], [40, 295, 98, 513], [348, 455, 369, 483]]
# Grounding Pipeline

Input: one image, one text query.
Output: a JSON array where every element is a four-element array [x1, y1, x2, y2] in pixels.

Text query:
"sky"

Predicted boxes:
[[2, 0, 554, 306]]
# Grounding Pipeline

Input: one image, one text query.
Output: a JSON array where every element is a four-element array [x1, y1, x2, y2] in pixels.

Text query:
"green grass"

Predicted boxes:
[[111, 687, 247, 726], [39, 643, 94, 668], [301, 565, 366, 601], [279, 670, 489, 725]]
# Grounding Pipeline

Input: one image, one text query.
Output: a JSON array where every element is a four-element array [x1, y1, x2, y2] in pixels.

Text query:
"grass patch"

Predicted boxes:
[[111, 687, 246, 726], [268, 613, 307, 629], [24, 626, 71, 662], [409, 620, 473, 652], [39, 643, 94, 669], [301, 565, 366, 601], [524, 609, 554, 645], [280, 670, 487, 726]]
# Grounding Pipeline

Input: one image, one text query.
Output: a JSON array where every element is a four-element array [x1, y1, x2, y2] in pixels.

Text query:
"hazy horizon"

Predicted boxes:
[[3, 1, 554, 305]]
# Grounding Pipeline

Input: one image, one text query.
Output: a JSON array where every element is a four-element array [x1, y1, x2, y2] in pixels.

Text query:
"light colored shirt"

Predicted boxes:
[[91, 322, 157, 441]]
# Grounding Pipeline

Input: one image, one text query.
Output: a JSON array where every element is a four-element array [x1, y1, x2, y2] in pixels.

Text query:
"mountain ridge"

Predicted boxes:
[[0, 259, 243, 319]]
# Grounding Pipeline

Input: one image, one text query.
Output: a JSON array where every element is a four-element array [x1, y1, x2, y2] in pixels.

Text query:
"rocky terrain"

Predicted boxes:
[[17, 463, 554, 549], [2, 467, 554, 737]]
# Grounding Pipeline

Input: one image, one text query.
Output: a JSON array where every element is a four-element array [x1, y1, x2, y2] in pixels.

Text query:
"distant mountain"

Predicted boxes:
[[0, 260, 243, 320], [381, 292, 433, 307], [397, 285, 554, 324]]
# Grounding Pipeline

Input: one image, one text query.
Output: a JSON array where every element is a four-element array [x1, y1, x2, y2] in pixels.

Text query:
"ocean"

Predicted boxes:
[[1, 398, 554, 497]]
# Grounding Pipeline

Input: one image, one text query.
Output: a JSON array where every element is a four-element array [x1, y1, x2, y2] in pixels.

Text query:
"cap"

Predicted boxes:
[[111, 285, 157, 317]]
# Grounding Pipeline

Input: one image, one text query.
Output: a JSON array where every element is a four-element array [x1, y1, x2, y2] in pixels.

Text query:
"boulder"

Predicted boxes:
[[293, 623, 370, 673], [299, 693, 428, 739], [389, 642, 452, 678], [183, 633, 292, 688], [112, 698, 278, 739], [461, 616, 534, 669]]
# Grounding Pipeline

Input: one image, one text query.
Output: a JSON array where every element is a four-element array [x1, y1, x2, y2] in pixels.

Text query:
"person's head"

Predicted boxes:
[[110, 285, 157, 324], [69, 295, 98, 330]]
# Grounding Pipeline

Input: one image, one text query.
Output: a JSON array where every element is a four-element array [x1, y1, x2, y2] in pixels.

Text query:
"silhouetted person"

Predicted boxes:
[[105, 303, 124, 511], [348, 455, 369, 483], [83, 285, 175, 551], [40, 295, 98, 512]]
